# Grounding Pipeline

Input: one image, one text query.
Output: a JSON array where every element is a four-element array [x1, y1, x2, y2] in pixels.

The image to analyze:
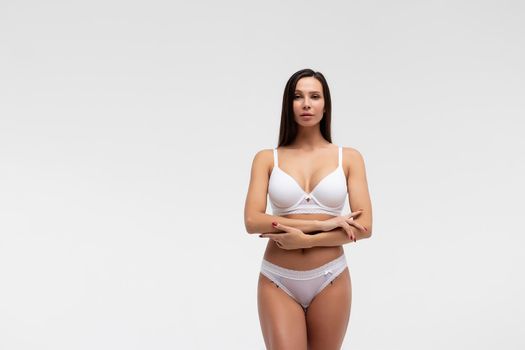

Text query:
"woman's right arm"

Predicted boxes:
[[243, 149, 324, 235]]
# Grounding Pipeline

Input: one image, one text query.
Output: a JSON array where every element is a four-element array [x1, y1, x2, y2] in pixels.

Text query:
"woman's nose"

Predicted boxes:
[[303, 99, 311, 108]]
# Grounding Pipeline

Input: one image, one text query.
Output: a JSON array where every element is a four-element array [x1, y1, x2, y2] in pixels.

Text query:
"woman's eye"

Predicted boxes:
[[312, 95, 320, 99], [294, 95, 301, 99]]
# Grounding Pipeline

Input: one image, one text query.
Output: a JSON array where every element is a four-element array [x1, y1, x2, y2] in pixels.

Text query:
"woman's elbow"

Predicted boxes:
[[245, 212, 265, 234], [364, 226, 373, 238], [244, 216, 256, 234], [360, 223, 372, 239]]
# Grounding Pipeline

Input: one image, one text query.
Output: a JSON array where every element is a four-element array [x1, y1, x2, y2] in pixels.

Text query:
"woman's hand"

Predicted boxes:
[[318, 210, 367, 241], [259, 222, 311, 250]]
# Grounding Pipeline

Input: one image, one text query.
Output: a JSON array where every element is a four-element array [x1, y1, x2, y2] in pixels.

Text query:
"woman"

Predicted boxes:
[[244, 68, 373, 350]]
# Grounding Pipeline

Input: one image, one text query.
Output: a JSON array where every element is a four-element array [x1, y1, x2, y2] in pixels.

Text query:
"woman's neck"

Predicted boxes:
[[290, 128, 331, 150]]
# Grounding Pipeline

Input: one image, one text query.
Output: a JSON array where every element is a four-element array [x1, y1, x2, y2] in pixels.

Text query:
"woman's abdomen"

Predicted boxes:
[[262, 213, 344, 270]]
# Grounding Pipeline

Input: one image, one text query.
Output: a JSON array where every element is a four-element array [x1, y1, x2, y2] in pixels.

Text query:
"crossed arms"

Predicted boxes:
[[243, 147, 373, 249]]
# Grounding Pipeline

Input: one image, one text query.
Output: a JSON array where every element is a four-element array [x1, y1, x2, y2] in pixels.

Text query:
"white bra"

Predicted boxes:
[[268, 146, 348, 216]]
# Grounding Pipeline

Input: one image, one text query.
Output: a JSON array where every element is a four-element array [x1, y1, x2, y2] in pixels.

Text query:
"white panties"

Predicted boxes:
[[260, 254, 348, 310]]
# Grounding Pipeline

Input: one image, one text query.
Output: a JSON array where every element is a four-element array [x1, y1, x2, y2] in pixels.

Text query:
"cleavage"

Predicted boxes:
[[279, 163, 338, 193]]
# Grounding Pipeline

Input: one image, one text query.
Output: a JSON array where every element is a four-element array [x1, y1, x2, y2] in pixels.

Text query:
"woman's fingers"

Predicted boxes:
[[260, 233, 284, 246], [347, 209, 364, 218], [259, 233, 282, 239], [342, 222, 356, 241], [346, 218, 367, 232], [272, 221, 291, 231]]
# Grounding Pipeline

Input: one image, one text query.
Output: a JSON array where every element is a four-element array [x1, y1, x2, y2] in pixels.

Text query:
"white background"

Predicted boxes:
[[1, 1, 524, 349]]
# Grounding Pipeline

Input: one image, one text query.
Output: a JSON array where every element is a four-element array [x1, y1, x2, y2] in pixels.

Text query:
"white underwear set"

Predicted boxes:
[[261, 145, 349, 310]]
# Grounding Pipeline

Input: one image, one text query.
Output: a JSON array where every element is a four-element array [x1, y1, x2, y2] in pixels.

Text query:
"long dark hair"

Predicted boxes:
[[277, 68, 332, 147]]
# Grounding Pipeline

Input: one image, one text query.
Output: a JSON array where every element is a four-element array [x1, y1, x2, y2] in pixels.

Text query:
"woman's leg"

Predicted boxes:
[[305, 268, 352, 350], [258, 273, 308, 350]]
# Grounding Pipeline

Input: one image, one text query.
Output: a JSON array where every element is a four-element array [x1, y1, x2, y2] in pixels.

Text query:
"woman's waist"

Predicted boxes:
[[265, 213, 343, 270], [263, 242, 344, 270]]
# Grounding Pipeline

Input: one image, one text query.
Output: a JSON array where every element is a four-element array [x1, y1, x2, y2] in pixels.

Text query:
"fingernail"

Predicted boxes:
[[259, 235, 263, 237], [354, 238, 356, 242]]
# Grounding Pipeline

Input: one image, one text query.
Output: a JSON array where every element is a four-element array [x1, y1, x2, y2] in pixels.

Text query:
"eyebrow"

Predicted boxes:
[[294, 90, 322, 94]]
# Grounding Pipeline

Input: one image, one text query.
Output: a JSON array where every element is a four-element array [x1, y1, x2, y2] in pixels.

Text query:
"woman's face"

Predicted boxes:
[[293, 77, 325, 127]]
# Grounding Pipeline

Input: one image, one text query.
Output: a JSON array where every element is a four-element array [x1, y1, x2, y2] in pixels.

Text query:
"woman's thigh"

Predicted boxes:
[[257, 273, 308, 350], [305, 268, 352, 350]]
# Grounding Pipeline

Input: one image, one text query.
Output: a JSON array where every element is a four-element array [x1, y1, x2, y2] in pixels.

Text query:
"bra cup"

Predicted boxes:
[[311, 170, 348, 208], [268, 169, 304, 208], [268, 163, 348, 215]]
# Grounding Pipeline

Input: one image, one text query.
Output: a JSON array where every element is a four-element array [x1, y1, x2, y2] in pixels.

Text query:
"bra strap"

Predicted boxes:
[[273, 148, 279, 168], [338, 146, 342, 167]]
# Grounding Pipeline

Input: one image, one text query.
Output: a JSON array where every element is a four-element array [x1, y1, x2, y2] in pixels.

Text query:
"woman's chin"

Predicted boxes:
[[296, 120, 320, 128]]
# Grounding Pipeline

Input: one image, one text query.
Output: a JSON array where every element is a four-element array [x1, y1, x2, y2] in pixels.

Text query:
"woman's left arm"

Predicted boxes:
[[306, 147, 373, 247]]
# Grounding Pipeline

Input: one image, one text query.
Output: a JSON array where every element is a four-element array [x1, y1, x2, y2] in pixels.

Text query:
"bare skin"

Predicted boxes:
[[244, 76, 373, 349]]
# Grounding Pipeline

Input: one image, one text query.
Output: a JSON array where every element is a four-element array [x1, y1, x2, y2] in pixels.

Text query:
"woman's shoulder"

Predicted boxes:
[[253, 147, 274, 158], [248, 148, 276, 176], [341, 145, 362, 156], [251, 148, 275, 166], [341, 145, 366, 165]]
